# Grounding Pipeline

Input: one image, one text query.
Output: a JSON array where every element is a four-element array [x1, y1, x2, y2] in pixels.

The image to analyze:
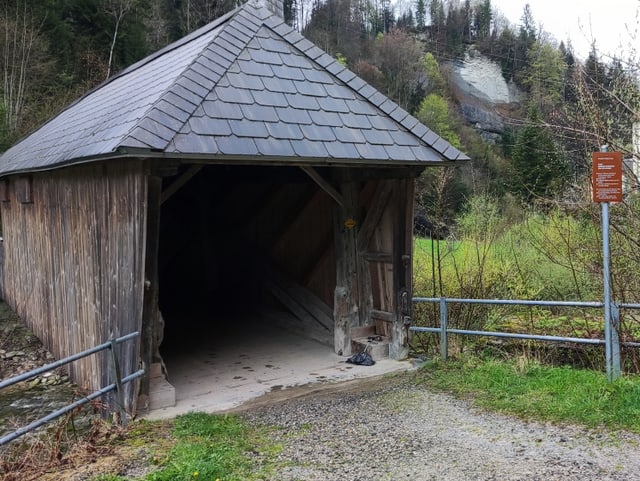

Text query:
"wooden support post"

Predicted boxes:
[[389, 178, 415, 360], [333, 172, 360, 356], [139, 174, 162, 412]]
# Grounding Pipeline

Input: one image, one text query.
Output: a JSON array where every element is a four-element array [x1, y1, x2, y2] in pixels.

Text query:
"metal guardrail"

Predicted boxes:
[[411, 297, 640, 381], [0, 332, 144, 447]]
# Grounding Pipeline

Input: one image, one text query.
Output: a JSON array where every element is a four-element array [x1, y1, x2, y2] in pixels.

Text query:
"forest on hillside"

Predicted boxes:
[[2, 0, 639, 216]]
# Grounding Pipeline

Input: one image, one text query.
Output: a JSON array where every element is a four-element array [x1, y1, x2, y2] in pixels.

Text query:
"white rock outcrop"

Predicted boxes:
[[444, 48, 522, 142]]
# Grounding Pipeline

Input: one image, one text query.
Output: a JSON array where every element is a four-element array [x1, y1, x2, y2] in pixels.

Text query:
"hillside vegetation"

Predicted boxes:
[[2, 1, 640, 368], [2, 1, 638, 205]]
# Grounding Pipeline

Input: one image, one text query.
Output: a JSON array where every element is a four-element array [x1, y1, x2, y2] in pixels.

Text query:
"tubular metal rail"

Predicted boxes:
[[0, 332, 144, 447], [411, 297, 640, 381]]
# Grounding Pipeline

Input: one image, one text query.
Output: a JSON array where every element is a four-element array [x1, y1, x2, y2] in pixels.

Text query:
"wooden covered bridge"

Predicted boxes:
[[0, 0, 467, 415]]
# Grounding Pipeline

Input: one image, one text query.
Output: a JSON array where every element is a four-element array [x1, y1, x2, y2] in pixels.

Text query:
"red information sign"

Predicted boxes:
[[592, 151, 623, 203]]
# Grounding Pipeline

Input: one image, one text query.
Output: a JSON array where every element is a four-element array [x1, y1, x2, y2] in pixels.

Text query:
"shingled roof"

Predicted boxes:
[[0, 0, 468, 177]]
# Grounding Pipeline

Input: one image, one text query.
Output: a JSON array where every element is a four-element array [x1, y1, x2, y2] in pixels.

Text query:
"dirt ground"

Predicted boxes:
[[0, 304, 63, 380]]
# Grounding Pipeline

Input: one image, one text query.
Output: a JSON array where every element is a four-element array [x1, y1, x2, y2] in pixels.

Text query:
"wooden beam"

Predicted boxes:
[[140, 174, 162, 413], [263, 264, 333, 331], [15, 176, 33, 204], [362, 251, 393, 263], [300, 166, 344, 207], [160, 165, 203, 205], [357, 180, 394, 251], [344, 166, 423, 182], [0, 180, 9, 202], [371, 309, 395, 322], [150, 159, 181, 177]]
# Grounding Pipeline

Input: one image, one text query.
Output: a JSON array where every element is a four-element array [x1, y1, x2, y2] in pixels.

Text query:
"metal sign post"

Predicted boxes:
[[592, 148, 622, 381]]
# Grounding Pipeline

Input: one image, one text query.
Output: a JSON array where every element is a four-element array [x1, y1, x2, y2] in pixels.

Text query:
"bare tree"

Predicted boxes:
[[146, 1, 170, 52], [104, 0, 136, 79], [1, 0, 41, 134]]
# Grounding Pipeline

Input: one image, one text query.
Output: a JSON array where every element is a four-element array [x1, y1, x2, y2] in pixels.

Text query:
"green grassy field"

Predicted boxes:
[[418, 357, 640, 433]]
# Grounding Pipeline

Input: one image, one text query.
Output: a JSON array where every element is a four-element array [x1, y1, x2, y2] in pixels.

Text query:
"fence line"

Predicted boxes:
[[0, 332, 143, 447], [410, 297, 640, 380]]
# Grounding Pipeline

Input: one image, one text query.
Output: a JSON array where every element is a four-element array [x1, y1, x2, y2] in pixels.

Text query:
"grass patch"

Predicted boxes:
[[418, 357, 640, 433], [2, 411, 281, 481], [145, 412, 278, 481]]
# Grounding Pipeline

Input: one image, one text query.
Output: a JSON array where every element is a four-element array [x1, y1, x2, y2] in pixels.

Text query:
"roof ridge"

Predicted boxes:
[[0, 7, 243, 164], [243, 3, 467, 161], [119, 7, 253, 151], [123, 1, 467, 161], [125, 2, 283, 153], [114, 7, 240, 83]]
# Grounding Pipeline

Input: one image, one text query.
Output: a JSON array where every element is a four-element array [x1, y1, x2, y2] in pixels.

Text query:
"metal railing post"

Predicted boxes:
[[0, 332, 142, 446], [599, 144, 617, 381], [109, 339, 127, 426], [440, 297, 448, 361], [602, 198, 614, 381], [611, 302, 621, 379]]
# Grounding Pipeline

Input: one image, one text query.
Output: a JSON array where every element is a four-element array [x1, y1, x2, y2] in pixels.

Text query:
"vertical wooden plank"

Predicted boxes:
[[404, 178, 416, 317], [0, 160, 147, 414], [389, 178, 415, 360], [356, 180, 390, 329], [332, 170, 360, 356], [0, 179, 9, 202], [14, 176, 33, 204], [139, 172, 162, 412]]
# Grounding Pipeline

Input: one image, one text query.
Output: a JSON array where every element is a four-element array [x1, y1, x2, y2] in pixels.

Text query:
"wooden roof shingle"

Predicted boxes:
[[0, 1, 469, 176]]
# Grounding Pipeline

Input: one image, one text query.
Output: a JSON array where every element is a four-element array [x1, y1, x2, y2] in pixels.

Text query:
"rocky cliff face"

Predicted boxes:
[[444, 49, 523, 143]]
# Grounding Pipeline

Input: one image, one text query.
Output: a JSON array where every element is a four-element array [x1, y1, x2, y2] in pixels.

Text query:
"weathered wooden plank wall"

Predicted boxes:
[[0, 160, 147, 414], [331, 175, 417, 359], [271, 186, 335, 307]]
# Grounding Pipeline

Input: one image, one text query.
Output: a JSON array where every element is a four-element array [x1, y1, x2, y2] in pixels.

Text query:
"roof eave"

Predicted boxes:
[[119, 148, 460, 167], [0, 151, 135, 179]]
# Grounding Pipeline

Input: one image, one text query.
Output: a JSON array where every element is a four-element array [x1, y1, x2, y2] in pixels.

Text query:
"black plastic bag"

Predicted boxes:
[[346, 351, 375, 366]]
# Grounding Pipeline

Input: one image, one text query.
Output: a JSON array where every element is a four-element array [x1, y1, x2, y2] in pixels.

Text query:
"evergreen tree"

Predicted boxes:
[[474, 0, 491, 40], [284, 0, 297, 27], [396, 9, 414, 31], [558, 41, 577, 102], [461, 0, 472, 43], [511, 3, 536, 82], [303, 0, 366, 59], [494, 26, 517, 80], [445, 6, 465, 57], [415, 0, 426, 30], [511, 106, 568, 203], [523, 41, 567, 114], [428, 0, 446, 52]]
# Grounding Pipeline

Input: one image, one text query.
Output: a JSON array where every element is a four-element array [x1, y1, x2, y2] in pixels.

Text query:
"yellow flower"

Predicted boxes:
[[193, 471, 198, 477]]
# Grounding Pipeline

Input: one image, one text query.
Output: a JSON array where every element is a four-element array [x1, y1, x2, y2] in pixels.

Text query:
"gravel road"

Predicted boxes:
[[241, 372, 640, 480]]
